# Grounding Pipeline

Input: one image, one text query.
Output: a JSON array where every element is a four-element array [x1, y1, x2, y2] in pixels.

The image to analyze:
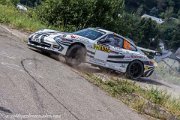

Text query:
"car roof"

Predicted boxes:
[[90, 27, 136, 46]]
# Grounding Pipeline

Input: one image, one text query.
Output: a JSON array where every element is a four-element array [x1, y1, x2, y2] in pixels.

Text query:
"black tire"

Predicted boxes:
[[65, 45, 86, 66], [40, 50, 51, 56], [98, 66, 113, 72], [126, 60, 144, 79], [98, 66, 108, 71]]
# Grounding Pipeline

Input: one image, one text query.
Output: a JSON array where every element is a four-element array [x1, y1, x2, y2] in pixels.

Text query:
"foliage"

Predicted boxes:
[[0, 0, 179, 50], [125, 0, 180, 19], [112, 14, 159, 49], [36, 0, 125, 31], [36, 0, 160, 49], [19, 0, 43, 7], [0, 0, 19, 5], [0, 4, 49, 32], [134, 18, 159, 49], [159, 20, 180, 50]]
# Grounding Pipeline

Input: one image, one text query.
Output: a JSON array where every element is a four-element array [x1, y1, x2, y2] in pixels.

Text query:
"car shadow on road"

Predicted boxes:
[[30, 48, 62, 61]]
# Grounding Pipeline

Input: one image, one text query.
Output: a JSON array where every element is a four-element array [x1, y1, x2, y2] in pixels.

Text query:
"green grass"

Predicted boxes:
[[0, 4, 58, 32], [83, 72, 180, 120]]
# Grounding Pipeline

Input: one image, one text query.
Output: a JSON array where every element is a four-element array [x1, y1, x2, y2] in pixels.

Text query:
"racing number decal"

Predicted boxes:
[[94, 44, 111, 53]]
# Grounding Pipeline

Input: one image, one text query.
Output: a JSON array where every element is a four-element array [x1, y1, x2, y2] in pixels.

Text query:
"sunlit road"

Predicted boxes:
[[0, 25, 145, 120]]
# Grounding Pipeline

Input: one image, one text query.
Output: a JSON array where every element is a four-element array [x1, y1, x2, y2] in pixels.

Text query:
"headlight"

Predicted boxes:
[[151, 60, 158, 67], [54, 36, 62, 42]]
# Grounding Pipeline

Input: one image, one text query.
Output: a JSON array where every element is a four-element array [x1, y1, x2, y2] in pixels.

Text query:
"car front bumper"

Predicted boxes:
[[27, 42, 61, 54], [143, 65, 155, 77]]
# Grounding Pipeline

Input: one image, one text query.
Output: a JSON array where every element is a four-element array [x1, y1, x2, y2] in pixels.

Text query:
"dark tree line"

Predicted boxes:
[[125, 0, 180, 19], [19, 0, 43, 7]]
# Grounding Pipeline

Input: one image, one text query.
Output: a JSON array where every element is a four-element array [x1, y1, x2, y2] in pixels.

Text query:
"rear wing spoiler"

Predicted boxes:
[[137, 47, 157, 53], [137, 46, 162, 59]]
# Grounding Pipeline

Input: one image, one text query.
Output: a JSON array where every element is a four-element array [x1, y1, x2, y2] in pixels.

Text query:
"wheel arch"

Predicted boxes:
[[66, 42, 86, 56], [125, 59, 145, 79], [126, 59, 145, 72]]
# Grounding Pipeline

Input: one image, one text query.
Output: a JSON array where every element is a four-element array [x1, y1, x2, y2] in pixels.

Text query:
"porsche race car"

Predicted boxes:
[[28, 28, 155, 79]]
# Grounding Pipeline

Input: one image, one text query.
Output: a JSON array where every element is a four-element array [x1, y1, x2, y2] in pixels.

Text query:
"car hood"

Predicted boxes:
[[33, 29, 90, 44], [35, 29, 66, 37]]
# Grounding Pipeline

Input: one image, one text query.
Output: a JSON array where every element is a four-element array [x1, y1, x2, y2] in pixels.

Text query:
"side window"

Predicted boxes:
[[130, 44, 137, 51], [123, 40, 137, 51], [98, 34, 123, 48], [114, 36, 123, 48]]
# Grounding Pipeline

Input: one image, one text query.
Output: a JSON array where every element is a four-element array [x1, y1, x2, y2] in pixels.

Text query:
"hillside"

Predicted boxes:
[[1, 0, 180, 50]]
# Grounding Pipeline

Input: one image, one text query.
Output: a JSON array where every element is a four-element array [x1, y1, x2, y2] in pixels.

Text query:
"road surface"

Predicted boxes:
[[0, 25, 145, 120]]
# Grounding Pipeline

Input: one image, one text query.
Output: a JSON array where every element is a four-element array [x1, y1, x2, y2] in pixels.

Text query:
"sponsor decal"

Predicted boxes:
[[94, 44, 111, 53], [144, 65, 154, 71], [71, 35, 77, 38], [144, 66, 150, 71], [125, 55, 142, 59]]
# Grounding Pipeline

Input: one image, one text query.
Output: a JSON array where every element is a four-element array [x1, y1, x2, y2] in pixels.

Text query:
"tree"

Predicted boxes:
[[170, 25, 180, 50], [0, 0, 19, 5], [160, 22, 180, 50], [20, 0, 42, 7], [136, 5, 144, 16], [150, 7, 159, 17], [164, 7, 174, 19], [134, 18, 159, 49], [37, 0, 124, 30]]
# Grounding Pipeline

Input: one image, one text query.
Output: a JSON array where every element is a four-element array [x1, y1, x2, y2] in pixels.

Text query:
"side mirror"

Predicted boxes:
[[147, 54, 154, 59], [155, 52, 162, 56]]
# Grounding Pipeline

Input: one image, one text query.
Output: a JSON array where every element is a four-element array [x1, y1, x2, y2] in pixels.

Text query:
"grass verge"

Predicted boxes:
[[0, 4, 58, 32], [82, 72, 180, 120]]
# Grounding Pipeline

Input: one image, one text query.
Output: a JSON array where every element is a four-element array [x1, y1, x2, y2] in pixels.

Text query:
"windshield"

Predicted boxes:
[[74, 28, 105, 40]]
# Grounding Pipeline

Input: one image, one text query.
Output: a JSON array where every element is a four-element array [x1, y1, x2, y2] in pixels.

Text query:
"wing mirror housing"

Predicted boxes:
[[155, 52, 162, 56]]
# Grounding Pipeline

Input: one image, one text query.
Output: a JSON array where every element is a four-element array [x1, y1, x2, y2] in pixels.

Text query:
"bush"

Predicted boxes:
[[0, 0, 19, 5], [0, 4, 48, 32], [36, 0, 124, 31]]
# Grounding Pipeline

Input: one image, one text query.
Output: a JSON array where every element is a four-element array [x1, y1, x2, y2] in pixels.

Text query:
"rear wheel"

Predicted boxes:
[[126, 61, 144, 79], [65, 45, 86, 67]]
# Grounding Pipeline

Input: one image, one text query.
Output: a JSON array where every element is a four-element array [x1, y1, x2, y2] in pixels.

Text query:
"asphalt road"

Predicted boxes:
[[0, 26, 145, 120]]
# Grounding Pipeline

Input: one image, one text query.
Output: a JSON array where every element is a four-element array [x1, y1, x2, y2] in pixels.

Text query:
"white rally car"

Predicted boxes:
[[28, 28, 155, 79]]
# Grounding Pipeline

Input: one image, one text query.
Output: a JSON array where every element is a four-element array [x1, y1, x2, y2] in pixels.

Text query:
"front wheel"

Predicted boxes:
[[126, 61, 144, 79], [65, 45, 86, 67]]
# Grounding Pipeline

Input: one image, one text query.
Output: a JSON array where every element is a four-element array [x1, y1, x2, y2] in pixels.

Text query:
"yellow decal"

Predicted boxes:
[[144, 66, 149, 71], [94, 44, 111, 53], [144, 65, 152, 71]]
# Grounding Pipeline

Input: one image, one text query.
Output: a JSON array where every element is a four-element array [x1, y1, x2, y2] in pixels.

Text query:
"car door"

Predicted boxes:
[[92, 34, 125, 70], [88, 35, 111, 67]]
